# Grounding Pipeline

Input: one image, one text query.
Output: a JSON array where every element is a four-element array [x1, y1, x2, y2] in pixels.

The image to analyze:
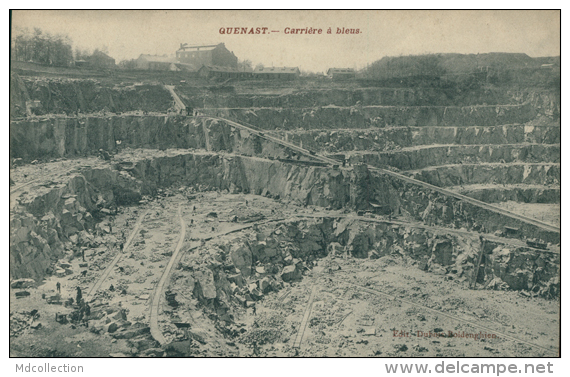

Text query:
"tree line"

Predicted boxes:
[[11, 27, 111, 67], [11, 27, 73, 66]]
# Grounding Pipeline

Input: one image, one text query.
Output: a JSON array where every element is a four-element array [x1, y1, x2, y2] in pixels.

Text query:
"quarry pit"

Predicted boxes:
[[9, 70, 560, 357]]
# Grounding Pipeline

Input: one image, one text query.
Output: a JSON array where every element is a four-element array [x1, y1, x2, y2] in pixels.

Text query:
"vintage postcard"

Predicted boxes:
[[9, 10, 560, 363]]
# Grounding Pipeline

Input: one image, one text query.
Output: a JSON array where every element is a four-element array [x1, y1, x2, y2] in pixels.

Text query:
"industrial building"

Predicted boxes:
[[176, 43, 238, 68], [253, 66, 300, 80]]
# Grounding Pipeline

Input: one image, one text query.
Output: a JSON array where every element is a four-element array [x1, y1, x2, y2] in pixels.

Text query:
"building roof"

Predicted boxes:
[[200, 65, 252, 73], [178, 43, 222, 52], [174, 62, 200, 71], [327, 68, 356, 75], [254, 66, 300, 74], [90, 51, 115, 61], [138, 54, 176, 63]]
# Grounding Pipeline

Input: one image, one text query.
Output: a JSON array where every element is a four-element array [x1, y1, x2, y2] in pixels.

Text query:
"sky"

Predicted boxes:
[[11, 10, 560, 73]]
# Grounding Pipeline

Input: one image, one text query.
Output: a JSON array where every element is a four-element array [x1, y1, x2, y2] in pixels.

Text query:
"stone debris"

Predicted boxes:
[[8, 65, 559, 358]]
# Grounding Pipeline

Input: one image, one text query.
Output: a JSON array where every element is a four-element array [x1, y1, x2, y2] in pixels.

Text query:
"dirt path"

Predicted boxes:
[[149, 206, 187, 345]]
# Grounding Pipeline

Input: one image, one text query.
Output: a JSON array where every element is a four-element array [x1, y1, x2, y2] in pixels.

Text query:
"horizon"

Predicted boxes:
[[11, 10, 560, 73]]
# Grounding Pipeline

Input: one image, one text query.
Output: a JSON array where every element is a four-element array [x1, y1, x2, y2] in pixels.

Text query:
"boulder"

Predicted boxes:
[[230, 244, 253, 276], [326, 242, 344, 256], [192, 269, 217, 300], [227, 273, 246, 287], [55, 269, 67, 278], [112, 323, 150, 339], [432, 240, 454, 266], [129, 337, 159, 351], [109, 309, 127, 321], [10, 278, 36, 289], [58, 261, 72, 269], [280, 265, 302, 282], [104, 322, 118, 333], [234, 294, 247, 307], [255, 266, 266, 275], [258, 277, 274, 294], [140, 348, 164, 357]]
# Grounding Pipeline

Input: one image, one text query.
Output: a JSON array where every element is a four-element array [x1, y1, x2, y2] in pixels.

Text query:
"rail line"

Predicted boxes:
[[149, 206, 187, 345], [164, 85, 187, 113], [136, 208, 556, 350], [195, 115, 559, 235], [148, 214, 287, 344], [86, 210, 150, 300], [293, 213, 559, 254], [292, 285, 317, 349]]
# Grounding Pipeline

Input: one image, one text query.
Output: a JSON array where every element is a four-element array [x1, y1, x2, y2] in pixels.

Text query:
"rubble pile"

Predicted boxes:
[[10, 167, 141, 280], [9, 72, 559, 357], [171, 216, 559, 339], [10, 307, 42, 337], [10, 143, 559, 282]]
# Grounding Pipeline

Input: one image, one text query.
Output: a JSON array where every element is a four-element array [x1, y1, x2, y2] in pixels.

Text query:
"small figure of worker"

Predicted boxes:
[[76, 287, 82, 305], [56, 281, 61, 293]]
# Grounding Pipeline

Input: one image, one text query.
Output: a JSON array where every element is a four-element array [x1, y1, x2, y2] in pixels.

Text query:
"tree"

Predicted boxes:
[[75, 48, 91, 61], [11, 26, 73, 66], [118, 59, 137, 70]]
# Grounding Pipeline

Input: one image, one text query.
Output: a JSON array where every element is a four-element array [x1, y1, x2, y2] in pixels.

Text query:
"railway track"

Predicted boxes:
[[294, 213, 560, 254], [195, 115, 560, 235], [148, 213, 287, 344], [149, 206, 188, 345], [86, 210, 150, 300], [292, 285, 317, 350]]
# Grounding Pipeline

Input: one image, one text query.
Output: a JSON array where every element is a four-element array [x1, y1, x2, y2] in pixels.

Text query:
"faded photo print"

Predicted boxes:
[[9, 10, 560, 358]]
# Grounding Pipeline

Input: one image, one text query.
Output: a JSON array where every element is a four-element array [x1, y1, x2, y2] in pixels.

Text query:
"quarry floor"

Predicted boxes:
[[10, 188, 560, 357]]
